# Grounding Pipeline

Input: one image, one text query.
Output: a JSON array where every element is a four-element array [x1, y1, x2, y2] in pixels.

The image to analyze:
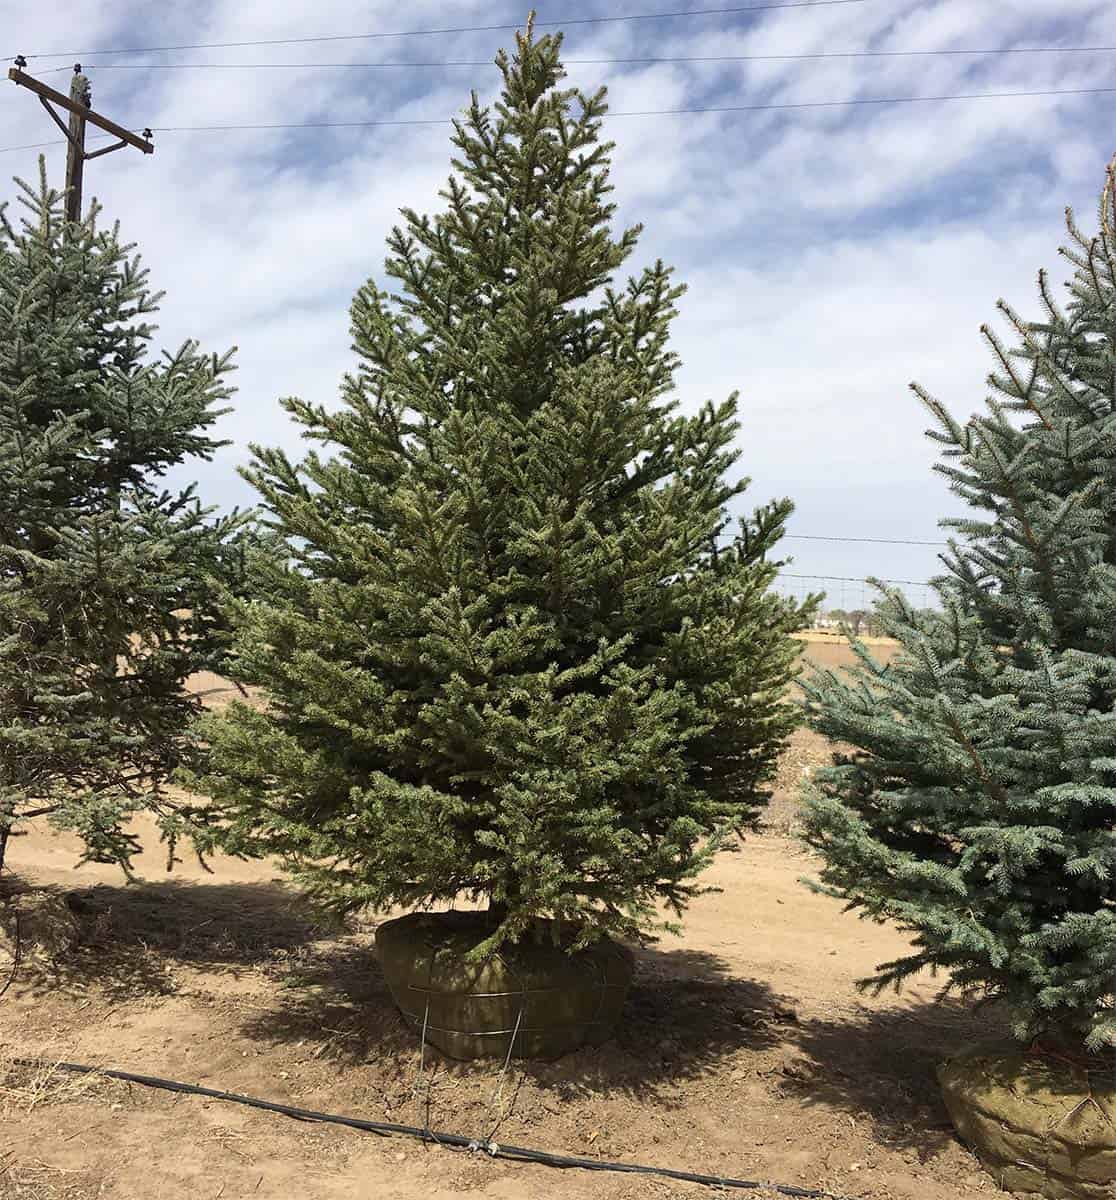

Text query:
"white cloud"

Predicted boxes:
[[4, 0, 1115, 598]]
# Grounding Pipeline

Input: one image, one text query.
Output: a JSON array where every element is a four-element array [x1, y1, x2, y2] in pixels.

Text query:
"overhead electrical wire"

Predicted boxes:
[[709, 534, 946, 547], [109, 84, 1116, 128], [783, 535, 946, 546], [0, 136, 96, 153], [781, 572, 932, 587], [149, 86, 1116, 130], [8, 1, 869, 61], [3, 83, 1111, 155], [68, 45, 1116, 71]]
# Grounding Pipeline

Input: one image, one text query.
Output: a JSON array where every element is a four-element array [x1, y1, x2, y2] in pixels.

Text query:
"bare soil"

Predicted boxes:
[[2, 638, 1004, 1200]]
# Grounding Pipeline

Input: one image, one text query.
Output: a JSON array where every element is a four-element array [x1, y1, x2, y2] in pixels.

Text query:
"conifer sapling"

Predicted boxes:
[[801, 155, 1116, 1052], [191, 22, 813, 953], [0, 166, 247, 874]]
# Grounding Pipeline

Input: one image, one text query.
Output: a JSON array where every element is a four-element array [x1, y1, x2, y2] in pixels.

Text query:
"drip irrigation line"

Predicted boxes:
[[13, 1058, 861, 1200], [7, 2, 869, 60], [71, 45, 1116, 70]]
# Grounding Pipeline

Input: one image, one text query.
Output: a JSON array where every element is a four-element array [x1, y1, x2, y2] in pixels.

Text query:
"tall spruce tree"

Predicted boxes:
[[190, 22, 812, 952], [801, 156, 1116, 1051], [0, 164, 245, 874]]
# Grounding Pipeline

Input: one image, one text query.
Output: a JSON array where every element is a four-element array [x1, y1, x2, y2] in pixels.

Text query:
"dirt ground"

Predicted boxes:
[[1, 636, 1006, 1200]]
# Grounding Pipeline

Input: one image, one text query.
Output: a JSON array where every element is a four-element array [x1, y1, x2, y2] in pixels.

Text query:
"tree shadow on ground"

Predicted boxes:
[[783, 995, 1008, 1157], [1, 874, 341, 1000], [235, 933, 797, 1109], [0, 873, 1001, 1169]]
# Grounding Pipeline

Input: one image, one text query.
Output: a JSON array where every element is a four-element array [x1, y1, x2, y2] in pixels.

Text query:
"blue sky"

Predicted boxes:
[[4, 0, 1115, 611]]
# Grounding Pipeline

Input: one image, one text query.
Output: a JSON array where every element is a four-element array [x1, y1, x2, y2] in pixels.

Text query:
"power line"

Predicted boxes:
[[5, 83, 1109, 154], [71, 45, 1116, 71], [0, 136, 82, 154], [573, 86, 1116, 119], [10, 1, 868, 61], [712, 533, 946, 546], [783, 534, 946, 546], [779, 572, 933, 586]]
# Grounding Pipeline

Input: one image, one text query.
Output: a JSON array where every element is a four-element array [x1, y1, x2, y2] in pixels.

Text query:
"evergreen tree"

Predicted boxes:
[[801, 156, 1116, 1051], [190, 22, 812, 953], [0, 164, 246, 874]]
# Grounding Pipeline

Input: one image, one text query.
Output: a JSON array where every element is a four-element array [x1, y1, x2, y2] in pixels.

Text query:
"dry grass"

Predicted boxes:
[[772, 731, 833, 796], [200, 1124, 254, 1163], [763, 728, 841, 836], [0, 1154, 106, 1200], [1, 877, 344, 1004], [0, 887, 81, 964], [0, 1054, 130, 1117]]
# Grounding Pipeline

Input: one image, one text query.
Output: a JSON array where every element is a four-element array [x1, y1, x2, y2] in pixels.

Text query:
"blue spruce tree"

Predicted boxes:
[[188, 23, 812, 954], [0, 166, 248, 875], [801, 156, 1116, 1052]]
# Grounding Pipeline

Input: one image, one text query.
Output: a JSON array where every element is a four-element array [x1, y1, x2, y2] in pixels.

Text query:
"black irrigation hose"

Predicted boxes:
[[15, 1058, 861, 1200]]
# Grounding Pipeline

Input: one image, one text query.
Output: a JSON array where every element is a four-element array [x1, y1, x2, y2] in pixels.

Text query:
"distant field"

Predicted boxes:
[[793, 629, 900, 674]]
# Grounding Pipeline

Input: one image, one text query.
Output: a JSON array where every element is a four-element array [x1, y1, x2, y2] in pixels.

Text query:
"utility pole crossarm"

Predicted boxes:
[[8, 67, 154, 155], [8, 60, 154, 227]]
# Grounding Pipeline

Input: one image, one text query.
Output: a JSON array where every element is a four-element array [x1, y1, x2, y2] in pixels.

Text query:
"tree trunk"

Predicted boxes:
[[0, 809, 11, 876]]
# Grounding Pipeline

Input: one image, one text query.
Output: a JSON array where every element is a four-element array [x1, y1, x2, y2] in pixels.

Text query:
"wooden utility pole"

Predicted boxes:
[[8, 58, 154, 225], [63, 70, 90, 225]]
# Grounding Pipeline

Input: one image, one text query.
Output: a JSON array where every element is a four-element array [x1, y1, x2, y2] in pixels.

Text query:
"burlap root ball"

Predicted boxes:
[[376, 911, 634, 1061], [938, 1044, 1116, 1200]]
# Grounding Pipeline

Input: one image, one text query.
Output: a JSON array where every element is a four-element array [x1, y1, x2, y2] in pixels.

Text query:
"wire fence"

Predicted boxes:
[[773, 571, 936, 619]]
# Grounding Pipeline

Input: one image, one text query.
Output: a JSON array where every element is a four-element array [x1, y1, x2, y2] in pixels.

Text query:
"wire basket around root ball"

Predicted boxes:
[[376, 911, 635, 1061]]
